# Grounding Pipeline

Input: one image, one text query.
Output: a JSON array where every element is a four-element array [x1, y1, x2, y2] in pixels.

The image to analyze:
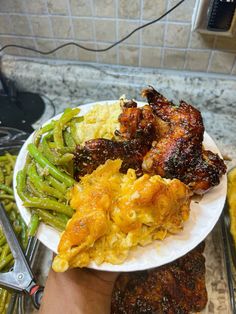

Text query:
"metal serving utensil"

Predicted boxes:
[[0, 127, 29, 152], [0, 203, 44, 309], [221, 167, 236, 312]]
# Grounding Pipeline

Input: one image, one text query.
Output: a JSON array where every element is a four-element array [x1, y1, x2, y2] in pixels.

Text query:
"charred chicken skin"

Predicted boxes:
[[141, 87, 226, 194], [116, 99, 158, 140], [111, 242, 207, 314], [74, 137, 152, 180]]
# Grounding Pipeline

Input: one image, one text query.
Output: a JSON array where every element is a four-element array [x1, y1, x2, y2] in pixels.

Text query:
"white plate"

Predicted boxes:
[[13, 101, 227, 272]]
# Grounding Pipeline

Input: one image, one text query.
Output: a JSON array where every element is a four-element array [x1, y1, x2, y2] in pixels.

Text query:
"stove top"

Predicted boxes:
[[0, 92, 45, 132]]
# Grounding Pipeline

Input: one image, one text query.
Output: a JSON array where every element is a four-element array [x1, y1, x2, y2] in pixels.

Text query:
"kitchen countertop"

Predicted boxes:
[[1, 55, 235, 313]]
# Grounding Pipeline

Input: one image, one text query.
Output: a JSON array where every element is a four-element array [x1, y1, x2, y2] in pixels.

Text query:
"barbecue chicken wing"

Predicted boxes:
[[74, 137, 152, 180], [141, 87, 226, 194], [111, 242, 207, 314]]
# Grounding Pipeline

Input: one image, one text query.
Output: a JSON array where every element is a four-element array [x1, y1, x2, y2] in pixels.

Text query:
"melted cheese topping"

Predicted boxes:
[[53, 159, 191, 272]]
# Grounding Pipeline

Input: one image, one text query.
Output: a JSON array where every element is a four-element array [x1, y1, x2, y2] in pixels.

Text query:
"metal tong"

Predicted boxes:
[[0, 127, 29, 152], [0, 203, 44, 309]]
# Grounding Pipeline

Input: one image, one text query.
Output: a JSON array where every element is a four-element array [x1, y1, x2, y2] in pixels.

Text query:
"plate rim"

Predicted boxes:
[[13, 100, 227, 272]]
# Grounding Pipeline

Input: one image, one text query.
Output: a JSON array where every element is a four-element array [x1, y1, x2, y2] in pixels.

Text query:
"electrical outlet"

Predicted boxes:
[[192, 0, 236, 37]]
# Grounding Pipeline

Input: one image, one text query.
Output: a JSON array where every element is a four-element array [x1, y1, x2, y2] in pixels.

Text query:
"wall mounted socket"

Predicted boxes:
[[192, 0, 236, 37]]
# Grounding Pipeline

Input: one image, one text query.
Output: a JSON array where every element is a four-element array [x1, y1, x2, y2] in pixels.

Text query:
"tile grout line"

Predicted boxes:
[[183, 24, 193, 70], [183, 0, 195, 71], [0, 11, 193, 24], [138, 0, 143, 67], [21, 1, 37, 53], [3, 14, 17, 55], [160, 0, 169, 67], [65, 0, 77, 60], [206, 35, 217, 73], [115, 0, 119, 64], [44, 0, 57, 57], [90, 0, 98, 63], [230, 55, 236, 75]]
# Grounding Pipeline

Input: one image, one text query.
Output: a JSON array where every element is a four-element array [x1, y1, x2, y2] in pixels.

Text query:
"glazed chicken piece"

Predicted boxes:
[[74, 100, 157, 180], [74, 137, 151, 180], [141, 87, 226, 194], [111, 242, 207, 314], [116, 99, 158, 140]]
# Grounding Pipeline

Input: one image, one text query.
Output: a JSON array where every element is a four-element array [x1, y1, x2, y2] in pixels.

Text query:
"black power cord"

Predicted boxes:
[[0, 0, 185, 55]]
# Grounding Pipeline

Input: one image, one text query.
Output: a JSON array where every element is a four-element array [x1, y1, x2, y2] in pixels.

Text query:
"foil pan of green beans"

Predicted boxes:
[[0, 144, 31, 313], [0, 123, 74, 313]]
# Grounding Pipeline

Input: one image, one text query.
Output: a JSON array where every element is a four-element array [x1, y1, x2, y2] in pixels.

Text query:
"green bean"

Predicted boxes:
[[6, 259, 14, 270], [70, 118, 80, 145], [58, 153, 74, 165], [48, 142, 57, 148], [24, 196, 74, 217], [13, 220, 22, 234], [9, 210, 16, 222], [4, 164, 11, 175], [1, 199, 9, 205], [20, 219, 28, 250], [34, 120, 56, 146], [71, 116, 84, 124], [27, 179, 46, 198], [64, 160, 74, 177], [63, 130, 76, 148], [16, 170, 28, 201], [5, 153, 15, 168], [4, 174, 13, 187], [0, 184, 13, 195], [56, 213, 69, 225], [35, 209, 67, 231], [0, 156, 8, 161], [40, 121, 56, 134], [11, 203, 18, 212], [4, 202, 14, 212], [54, 108, 80, 148], [0, 194, 14, 200], [4, 292, 11, 313], [0, 169, 4, 184], [0, 243, 10, 259], [28, 163, 65, 200], [57, 147, 75, 154], [44, 130, 54, 141], [0, 253, 13, 271], [0, 236, 6, 246], [46, 176, 67, 194], [0, 289, 8, 313], [28, 213, 40, 237], [41, 137, 60, 165], [28, 143, 75, 187]]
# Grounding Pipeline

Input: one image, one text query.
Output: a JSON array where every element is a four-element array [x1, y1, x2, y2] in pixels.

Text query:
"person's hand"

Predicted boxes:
[[39, 268, 119, 314]]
